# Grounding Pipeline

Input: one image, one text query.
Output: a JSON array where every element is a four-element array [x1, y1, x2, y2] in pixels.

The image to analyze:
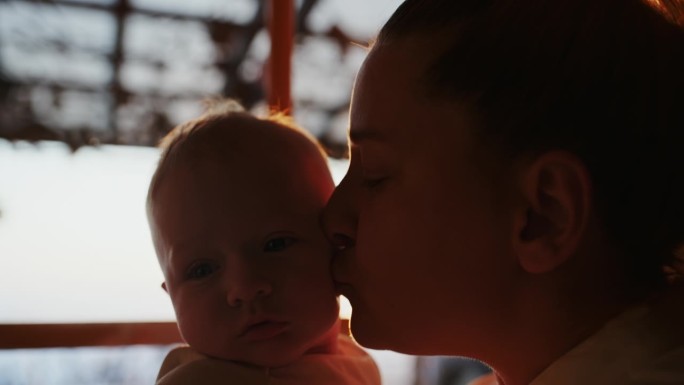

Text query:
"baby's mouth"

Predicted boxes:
[[239, 320, 289, 342]]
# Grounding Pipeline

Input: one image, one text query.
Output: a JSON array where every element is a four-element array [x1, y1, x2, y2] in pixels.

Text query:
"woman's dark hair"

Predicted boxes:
[[379, 0, 684, 292]]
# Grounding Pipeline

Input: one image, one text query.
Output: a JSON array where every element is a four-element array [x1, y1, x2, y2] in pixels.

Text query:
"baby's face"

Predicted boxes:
[[149, 148, 339, 367]]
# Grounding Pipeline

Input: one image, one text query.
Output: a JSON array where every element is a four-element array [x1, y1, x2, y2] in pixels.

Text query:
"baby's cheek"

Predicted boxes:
[[306, 264, 337, 291], [173, 294, 213, 341], [174, 305, 199, 339]]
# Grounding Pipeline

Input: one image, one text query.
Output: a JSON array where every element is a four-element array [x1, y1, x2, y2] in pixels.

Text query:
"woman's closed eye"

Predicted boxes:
[[361, 176, 387, 190], [186, 261, 219, 280], [357, 147, 391, 191], [263, 236, 297, 252]]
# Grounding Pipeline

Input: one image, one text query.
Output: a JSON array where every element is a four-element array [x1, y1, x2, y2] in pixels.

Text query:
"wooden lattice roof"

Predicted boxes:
[[0, 0, 366, 157]]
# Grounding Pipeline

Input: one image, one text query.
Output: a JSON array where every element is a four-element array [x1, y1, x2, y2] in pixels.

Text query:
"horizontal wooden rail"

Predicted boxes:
[[0, 319, 351, 349], [0, 322, 183, 349]]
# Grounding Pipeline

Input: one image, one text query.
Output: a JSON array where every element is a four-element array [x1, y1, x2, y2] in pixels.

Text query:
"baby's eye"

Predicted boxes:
[[186, 262, 217, 280], [263, 237, 296, 252]]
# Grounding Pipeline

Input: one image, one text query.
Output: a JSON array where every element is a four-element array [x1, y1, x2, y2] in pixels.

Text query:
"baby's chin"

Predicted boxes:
[[187, 319, 340, 368]]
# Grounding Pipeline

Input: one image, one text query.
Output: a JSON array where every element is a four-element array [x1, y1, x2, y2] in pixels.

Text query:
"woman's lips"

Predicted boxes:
[[239, 321, 289, 342]]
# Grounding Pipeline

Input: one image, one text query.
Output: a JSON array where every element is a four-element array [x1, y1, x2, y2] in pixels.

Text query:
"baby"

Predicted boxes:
[[146, 100, 380, 385]]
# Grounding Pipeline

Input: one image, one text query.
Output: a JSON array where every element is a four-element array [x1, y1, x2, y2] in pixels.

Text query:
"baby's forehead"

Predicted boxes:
[[197, 116, 322, 159], [150, 114, 331, 204]]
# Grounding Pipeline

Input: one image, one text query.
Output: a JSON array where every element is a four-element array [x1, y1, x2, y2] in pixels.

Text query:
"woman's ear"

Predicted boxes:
[[512, 151, 592, 274], [162, 282, 168, 293]]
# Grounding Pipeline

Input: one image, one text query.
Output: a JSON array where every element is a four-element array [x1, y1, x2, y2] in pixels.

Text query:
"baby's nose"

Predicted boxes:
[[226, 276, 272, 307]]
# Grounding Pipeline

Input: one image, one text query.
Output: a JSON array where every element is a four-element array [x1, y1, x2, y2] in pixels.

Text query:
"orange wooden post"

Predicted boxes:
[[266, 0, 294, 114]]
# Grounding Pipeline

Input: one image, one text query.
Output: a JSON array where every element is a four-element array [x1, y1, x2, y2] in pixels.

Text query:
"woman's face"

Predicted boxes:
[[323, 41, 521, 355]]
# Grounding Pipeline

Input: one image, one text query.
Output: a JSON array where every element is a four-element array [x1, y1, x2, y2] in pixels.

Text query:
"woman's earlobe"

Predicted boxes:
[[513, 151, 592, 274], [161, 282, 168, 293]]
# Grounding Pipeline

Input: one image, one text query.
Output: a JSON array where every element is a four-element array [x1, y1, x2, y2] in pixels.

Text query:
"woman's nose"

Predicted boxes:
[[321, 171, 359, 252]]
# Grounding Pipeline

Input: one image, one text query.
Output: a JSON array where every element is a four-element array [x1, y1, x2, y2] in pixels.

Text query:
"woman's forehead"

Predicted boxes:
[[351, 43, 472, 145]]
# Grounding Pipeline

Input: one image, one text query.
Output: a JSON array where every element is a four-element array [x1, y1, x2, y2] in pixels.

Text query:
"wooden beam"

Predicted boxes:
[[266, 0, 294, 114], [0, 322, 183, 349], [0, 319, 350, 349]]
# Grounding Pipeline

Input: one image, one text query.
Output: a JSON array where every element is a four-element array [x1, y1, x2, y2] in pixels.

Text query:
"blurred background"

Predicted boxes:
[[0, 0, 381, 154], [0, 0, 490, 383]]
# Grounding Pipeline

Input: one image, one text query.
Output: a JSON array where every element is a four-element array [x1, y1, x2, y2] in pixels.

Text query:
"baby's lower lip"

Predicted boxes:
[[240, 321, 289, 341]]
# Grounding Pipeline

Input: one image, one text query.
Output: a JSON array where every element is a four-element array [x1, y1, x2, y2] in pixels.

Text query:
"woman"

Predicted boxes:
[[322, 0, 684, 384]]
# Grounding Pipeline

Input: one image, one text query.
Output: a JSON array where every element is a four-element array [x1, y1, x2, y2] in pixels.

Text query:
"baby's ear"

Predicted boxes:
[[512, 151, 592, 274], [161, 282, 168, 293]]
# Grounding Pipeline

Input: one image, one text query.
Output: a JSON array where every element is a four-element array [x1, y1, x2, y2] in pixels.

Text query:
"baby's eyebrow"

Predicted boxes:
[[167, 243, 194, 261]]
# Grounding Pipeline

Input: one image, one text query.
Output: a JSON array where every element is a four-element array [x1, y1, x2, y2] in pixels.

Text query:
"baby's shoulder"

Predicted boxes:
[[160, 346, 206, 369], [156, 346, 269, 385]]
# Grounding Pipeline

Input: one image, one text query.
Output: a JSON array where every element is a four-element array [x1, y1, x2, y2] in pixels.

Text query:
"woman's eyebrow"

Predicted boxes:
[[349, 128, 385, 144]]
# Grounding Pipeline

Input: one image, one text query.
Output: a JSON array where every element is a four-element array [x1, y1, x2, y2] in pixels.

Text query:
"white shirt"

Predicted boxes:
[[470, 287, 684, 385], [531, 288, 684, 385]]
